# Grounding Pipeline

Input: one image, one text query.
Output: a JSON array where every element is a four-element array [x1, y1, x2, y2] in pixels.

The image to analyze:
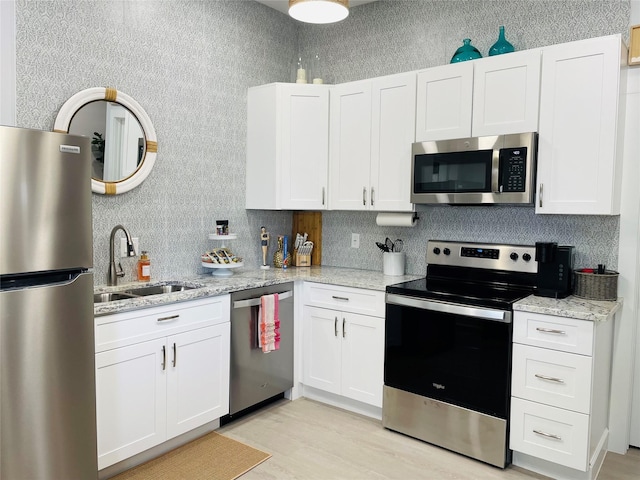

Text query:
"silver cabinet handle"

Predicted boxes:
[[535, 374, 565, 384], [157, 314, 179, 322], [371, 187, 375, 206], [536, 327, 566, 335], [363, 187, 367, 206], [172, 343, 177, 367], [334, 317, 338, 337], [539, 183, 543, 208], [332, 295, 349, 301], [533, 429, 562, 441], [342, 318, 346, 338], [161, 345, 166, 370], [322, 187, 325, 206]]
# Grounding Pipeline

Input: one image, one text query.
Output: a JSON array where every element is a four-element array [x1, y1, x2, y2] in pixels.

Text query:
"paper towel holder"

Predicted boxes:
[[375, 212, 419, 227]]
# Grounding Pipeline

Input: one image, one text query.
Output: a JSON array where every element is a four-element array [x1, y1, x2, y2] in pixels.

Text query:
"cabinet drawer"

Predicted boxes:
[[96, 296, 230, 352], [303, 282, 385, 317], [512, 344, 592, 413], [513, 312, 594, 355], [510, 397, 589, 471]]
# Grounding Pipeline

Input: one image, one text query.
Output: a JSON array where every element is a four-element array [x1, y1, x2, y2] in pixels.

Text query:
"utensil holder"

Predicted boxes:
[[295, 253, 311, 267], [383, 252, 405, 276], [574, 270, 619, 300]]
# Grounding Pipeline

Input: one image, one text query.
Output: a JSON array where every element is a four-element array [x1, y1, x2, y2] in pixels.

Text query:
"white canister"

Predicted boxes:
[[383, 252, 405, 276]]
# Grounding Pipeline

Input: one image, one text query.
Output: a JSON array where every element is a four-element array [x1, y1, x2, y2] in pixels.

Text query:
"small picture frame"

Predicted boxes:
[[630, 24, 640, 66]]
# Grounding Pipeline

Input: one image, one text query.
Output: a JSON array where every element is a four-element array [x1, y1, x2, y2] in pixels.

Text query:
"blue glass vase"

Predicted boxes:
[[450, 38, 482, 63], [489, 26, 515, 56]]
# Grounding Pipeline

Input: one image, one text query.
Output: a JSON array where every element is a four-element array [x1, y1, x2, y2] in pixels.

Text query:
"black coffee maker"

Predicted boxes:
[[534, 242, 576, 298]]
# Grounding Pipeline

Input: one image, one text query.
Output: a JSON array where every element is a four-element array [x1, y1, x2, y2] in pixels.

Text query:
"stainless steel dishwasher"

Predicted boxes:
[[226, 283, 294, 420]]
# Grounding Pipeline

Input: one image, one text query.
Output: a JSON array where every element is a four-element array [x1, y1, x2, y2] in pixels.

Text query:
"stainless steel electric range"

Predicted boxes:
[[383, 240, 538, 468]]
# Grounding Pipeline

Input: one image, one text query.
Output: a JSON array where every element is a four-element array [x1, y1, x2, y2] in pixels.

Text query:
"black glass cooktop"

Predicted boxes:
[[386, 274, 535, 311]]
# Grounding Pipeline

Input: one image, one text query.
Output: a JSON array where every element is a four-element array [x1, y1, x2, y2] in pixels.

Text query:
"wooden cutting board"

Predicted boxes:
[[292, 211, 322, 265]]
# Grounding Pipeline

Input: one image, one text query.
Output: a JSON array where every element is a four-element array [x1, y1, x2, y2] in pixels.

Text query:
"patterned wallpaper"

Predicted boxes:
[[14, 0, 630, 283]]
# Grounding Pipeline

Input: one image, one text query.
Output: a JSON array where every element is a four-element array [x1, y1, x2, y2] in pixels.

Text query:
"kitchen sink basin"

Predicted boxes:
[[94, 292, 138, 303], [124, 284, 198, 296]]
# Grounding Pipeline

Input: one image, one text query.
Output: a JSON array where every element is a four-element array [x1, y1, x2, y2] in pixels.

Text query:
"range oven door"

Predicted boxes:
[[384, 294, 513, 419]]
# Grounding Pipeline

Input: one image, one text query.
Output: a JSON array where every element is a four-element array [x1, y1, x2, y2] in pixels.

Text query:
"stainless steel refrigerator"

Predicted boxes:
[[0, 125, 97, 479]]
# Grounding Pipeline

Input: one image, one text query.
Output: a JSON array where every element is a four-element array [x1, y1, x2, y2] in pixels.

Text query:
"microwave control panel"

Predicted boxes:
[[499, 147, 527, 192]]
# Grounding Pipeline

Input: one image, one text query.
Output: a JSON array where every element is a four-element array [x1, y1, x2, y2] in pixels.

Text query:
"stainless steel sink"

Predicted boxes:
[[93, 292, 138, 303], [124, 284, 197, 296]]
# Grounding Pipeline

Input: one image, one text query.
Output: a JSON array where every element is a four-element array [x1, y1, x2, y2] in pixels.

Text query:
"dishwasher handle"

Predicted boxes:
[[233, 290, 293, 309]]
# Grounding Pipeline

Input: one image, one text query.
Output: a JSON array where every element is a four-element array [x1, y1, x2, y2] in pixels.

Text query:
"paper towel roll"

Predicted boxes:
[[375, 212, 417, 227]]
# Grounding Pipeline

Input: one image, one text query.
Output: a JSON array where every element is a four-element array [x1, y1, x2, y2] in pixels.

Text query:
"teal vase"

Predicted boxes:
[[489, 26, 515, 56], [450, 38, 482, 63]]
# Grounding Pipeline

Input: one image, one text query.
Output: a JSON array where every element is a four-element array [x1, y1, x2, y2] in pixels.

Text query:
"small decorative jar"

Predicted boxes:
[[489, 26, 515, 56], [450, 39, 482, 63]]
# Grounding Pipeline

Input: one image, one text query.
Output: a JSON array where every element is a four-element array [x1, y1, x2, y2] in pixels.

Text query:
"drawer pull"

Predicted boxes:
[[332, 295, 349, 301], [157, 314, 179, 322], [535, 374, 565, 384], [533, 429, 562, 441], [536, 327, 566, 335]]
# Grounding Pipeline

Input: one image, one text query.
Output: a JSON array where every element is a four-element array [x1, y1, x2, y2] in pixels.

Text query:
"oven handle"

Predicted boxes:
[[386, 293, 512, 323]]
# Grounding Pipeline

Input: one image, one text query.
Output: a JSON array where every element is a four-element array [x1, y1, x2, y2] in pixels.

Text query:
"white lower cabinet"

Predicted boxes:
[[302, 283, 385, 409], [510, 310, 615, 479], [95, 296, 230, 470]]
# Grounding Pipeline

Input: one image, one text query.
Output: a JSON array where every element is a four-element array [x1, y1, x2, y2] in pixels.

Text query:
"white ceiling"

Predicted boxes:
[[254, 0, 378, 16]]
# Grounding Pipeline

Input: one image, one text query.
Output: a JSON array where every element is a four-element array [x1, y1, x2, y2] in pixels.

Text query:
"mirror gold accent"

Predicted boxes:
[[54, 87, 157, 195]]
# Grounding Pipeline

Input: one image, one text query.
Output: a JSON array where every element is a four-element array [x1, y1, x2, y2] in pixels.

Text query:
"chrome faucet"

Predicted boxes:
[[108, 225, 136, 286]]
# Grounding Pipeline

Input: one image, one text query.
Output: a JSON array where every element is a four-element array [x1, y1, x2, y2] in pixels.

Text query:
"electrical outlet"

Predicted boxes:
[[120, 237, 140, 257], [351, 233, 360, 249]]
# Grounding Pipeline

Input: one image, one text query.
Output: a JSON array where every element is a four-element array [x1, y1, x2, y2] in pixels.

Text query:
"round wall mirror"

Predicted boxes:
[[54, 87, 157, 195]]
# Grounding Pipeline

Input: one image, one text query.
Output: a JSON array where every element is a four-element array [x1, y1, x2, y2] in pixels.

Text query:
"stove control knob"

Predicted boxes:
[[443, 248, 451, 255], [433, 247, 441, 255], [510, 252, 519, 261], [523, 253, 532, 262]]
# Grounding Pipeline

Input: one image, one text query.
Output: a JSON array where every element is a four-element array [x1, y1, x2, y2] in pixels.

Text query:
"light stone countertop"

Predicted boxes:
[[514, 294, 622, 322], [94, 266, 422, 316]]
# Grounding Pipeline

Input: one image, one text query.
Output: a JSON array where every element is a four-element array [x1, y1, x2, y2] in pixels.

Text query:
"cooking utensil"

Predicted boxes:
[[393, 239, 403, 253], [385, 237, 394, 252], [376, 242, 389, 252]]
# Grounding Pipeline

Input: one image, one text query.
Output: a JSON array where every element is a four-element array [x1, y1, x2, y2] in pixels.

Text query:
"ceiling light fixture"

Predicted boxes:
[[289, 0, 349, 24]]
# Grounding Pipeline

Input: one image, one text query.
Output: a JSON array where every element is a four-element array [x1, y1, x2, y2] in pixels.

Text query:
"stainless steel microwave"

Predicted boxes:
[[411, 132, 537, 205]]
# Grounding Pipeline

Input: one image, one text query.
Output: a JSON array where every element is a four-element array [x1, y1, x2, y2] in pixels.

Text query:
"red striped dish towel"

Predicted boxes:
[[258, 293, 280, 353]]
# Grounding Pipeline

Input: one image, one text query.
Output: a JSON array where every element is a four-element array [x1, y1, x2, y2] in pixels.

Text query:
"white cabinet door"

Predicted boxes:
[[536, 35, 623, 214], [303, 306, 342, 395], [166, 323, 230, 439], [329, 80, 372, 210], [370, 72, 416, 212], [415, 62, 473, 141], [246, 83, 329, 210], [341, 312, 384, 407], [95, 338, 167, 470], [280, 85, 330, 210], [472, 49, 541, 136]]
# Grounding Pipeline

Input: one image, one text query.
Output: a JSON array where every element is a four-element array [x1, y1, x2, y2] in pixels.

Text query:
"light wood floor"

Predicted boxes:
[[218, 398, 640, 480]]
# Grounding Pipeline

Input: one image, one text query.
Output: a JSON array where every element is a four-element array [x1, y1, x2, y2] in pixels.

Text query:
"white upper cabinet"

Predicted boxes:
[[415, 50, 541, 141], [416, 62, 473, 141], [246, 83, 330, 210], [330, 72, 416, 211], [472, 49, 541, 136], [329, 80, 372, 210], [536, 35, 626, 215]]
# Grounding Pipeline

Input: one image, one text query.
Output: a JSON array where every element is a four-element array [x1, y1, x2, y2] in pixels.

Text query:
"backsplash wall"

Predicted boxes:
[[298, 0, 629, 275], [14, 1, 630, 282]]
